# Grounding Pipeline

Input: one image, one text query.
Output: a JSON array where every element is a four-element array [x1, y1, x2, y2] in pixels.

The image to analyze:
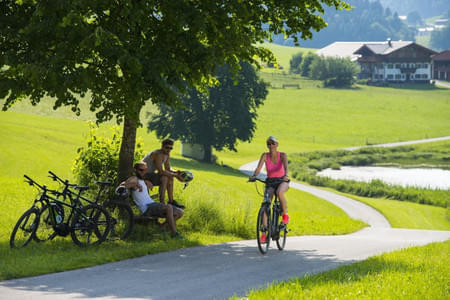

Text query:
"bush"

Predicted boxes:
[[309, 56, 359, 87], [289, 52, 303, 74], [72, 123, 145, 190]]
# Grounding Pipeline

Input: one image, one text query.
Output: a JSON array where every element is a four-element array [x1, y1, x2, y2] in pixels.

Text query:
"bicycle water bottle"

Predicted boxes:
[[51, 203, 63, 225]]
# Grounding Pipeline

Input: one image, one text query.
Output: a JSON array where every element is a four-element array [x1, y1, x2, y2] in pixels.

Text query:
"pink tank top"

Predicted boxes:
[[265, 152, 285, 178]]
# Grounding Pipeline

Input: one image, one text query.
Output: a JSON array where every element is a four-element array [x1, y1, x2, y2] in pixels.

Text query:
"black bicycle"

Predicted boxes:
[[46, 171, 134, 241], [249, 177, 288, 254], [10, 175, 111, 248]]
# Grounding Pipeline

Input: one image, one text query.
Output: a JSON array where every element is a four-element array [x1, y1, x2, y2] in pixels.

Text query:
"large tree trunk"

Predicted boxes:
[[203, 144, 212, 163], [117, 115, 138, 184]]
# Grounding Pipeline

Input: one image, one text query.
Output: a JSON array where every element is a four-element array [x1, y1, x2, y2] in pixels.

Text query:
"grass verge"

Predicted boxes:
[[238, 240, 450, 299]]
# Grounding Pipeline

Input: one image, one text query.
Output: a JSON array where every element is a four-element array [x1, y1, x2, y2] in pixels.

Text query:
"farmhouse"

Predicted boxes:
[[355, 40, 437, 82], [432, 50, 450, 81], [318, 40, 438, 83]]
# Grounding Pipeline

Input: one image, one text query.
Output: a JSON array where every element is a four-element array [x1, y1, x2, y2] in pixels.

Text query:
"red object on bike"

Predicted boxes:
[[260, 233, 267, 243], [282, 213, 289, 225]]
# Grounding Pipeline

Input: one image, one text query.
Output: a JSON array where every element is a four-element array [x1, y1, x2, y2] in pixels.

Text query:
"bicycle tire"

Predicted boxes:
[[34, 204, 60, 242], [10, 208, 39, 248], [103, 200, 134, 240], [256, 205, 270, 254], [70, 204, 111, 246], [275, 214, 287, 251]]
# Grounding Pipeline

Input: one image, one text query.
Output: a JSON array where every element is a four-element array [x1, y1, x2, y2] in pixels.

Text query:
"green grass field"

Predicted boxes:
[[1, 42, 449, 289], [0, 111, 366, 280], [239, 240, 450, 299], [217, 85, 450, 168]]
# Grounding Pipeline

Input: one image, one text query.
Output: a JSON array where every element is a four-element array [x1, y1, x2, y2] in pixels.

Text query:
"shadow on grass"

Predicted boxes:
[[371, 83, 444, 91], [170, 157, 247, 178]]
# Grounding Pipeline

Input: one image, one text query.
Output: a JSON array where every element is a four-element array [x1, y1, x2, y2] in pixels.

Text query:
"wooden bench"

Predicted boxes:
[[129, 193, 161, 225], [282, 84, 300, 89]]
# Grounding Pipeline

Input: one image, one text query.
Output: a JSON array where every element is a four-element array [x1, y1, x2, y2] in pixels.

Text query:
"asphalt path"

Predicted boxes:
[[1, 138, 449, 300]]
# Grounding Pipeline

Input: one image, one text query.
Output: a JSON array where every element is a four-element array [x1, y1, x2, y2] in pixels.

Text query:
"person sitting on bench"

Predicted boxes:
[[120, 161, 184, 239], [142, 138, 186, 209]]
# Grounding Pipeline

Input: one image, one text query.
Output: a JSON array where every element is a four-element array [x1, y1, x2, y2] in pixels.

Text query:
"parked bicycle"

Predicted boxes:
[[46, 171, 134, 241], [249, 177, 288, 254], [10, 175, 111, 248]]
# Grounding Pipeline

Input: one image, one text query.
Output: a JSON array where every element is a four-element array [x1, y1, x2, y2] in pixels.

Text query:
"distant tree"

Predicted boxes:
[[0, 0, 351, 182], [147, 62, 267, 162], [407, 11, 423, 26], [309, 56, 359, 87], [300, 52, 319, 77], [289, 52, 304, 74], [430, 20, 450, 51], [309, 56, 329, 80]]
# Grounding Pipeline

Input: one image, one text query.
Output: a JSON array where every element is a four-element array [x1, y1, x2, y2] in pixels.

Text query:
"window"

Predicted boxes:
[[423, 63, 428, 68], [422, 74, 428, 79], [395, 64, 401, 68], [387, 64, 393, 69], [415, 74, 421, 79], [387, 74, 394, 79], [395, 74, 402, 79], [416, 63, 422, 68]]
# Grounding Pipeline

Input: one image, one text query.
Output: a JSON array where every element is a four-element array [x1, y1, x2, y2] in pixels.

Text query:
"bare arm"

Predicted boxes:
[[251, 153, 266, 178], [281, 152, 289, 181], [120, 176, 142, 191]]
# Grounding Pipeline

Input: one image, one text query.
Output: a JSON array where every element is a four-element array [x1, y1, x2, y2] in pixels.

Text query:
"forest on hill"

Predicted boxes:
[[378, 0, 450, 18]]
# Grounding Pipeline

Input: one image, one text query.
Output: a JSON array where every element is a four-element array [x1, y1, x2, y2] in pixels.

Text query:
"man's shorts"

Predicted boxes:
[[143, 172, 161, 186], [143, 202, 182, 218]]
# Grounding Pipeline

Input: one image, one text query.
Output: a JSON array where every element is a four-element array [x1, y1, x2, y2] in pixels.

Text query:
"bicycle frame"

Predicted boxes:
[[251, 177, 287, 254], [48, 171, 111, 206]]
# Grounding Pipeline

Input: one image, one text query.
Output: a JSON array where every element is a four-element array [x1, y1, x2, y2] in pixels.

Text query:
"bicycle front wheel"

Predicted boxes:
[[256, 205, 270, 254], [10, 208, 39, 248], [103, 200, 134, 240], [71, 204, 111, 246]]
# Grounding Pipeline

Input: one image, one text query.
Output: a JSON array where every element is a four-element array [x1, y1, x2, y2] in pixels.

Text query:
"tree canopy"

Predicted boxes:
[[1, 0, 350, 181], [148, 62, 267, 162]]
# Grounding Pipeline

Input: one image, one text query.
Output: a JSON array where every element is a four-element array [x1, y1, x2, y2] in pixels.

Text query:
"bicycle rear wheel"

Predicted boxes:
[[256, 205, 270, 254], [276, 219, 287, 251], [71, 204, 111, 246], [34, 204, 60, 242], [103, 200, 134, 240], [10, 208, 39, 248]]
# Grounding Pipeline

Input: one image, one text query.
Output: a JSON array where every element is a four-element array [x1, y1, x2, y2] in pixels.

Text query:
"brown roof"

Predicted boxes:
[[433, 50, 450, 61]]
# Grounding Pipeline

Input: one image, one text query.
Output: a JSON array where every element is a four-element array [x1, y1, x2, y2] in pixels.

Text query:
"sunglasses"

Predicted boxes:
[[267, 142, 276, 146], [137, 168, 147, 172], [164, 146, 173, 150]]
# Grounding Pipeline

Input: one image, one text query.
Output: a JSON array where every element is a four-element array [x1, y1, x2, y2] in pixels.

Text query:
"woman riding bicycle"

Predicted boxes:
[[250, 136, 290, 237]]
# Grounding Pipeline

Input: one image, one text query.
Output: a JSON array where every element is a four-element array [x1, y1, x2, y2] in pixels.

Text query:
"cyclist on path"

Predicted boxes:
[[250, 136, 290, 242]]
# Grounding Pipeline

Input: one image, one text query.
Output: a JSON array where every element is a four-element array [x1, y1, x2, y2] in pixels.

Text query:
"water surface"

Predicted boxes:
[[317, 166, 450, 190]]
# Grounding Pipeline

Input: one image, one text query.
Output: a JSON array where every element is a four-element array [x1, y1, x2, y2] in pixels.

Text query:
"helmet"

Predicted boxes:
[[180, 170, 194, 183], [115, 186, 130, 198]]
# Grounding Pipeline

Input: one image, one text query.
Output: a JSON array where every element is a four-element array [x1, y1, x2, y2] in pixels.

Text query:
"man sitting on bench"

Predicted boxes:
[[120, 161, 184, 239]]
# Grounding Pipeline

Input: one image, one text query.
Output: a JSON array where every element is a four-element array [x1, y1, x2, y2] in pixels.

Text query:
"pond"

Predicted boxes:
[[317, 166, 450, 190]]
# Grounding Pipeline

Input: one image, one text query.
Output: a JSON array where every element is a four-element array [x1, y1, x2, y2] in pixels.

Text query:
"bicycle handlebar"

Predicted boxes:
[[23, 174, 62, 197]]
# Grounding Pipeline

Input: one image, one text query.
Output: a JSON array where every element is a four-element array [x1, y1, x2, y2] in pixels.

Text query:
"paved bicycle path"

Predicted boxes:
[[1, 138, 449, 300]]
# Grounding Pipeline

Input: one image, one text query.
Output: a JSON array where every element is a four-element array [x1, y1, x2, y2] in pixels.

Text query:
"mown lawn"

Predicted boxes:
[[218, 85, 450, 168], [239, 240, 450, 299]]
